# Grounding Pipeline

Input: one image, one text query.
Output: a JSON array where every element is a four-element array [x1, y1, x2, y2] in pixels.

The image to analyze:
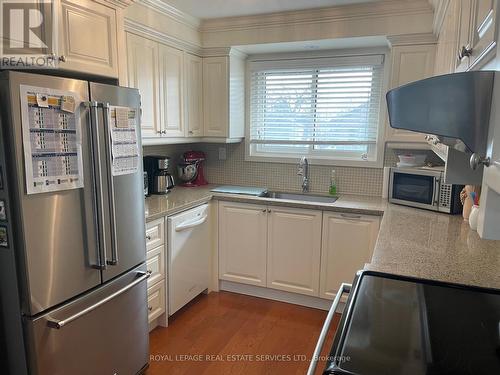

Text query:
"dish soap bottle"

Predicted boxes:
[[329, 170, 337, 196]]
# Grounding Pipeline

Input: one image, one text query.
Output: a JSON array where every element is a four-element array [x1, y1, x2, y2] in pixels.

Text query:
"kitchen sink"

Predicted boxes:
[[263, 191, 338, 204]]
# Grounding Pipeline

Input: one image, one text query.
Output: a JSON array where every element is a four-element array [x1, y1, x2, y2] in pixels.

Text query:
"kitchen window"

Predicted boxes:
[[247, 54, 386, 167]]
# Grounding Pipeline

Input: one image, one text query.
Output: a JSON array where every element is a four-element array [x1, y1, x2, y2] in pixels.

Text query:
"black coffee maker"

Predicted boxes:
[[143, 156, 175, 195]]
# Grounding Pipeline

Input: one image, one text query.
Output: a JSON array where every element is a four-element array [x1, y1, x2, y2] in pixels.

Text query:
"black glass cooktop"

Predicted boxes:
[[326, 273, 500, 375]]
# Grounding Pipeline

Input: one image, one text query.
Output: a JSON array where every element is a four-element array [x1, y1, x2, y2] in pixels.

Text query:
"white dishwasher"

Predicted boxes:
[[167, 203, 210, 315]]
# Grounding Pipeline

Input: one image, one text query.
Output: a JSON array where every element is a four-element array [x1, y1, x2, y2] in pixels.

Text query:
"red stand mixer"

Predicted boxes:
[[177, 151, 208, 187]]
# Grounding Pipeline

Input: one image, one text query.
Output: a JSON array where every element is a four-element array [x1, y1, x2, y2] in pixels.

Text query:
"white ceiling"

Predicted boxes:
[[162, 0, 378, 19]]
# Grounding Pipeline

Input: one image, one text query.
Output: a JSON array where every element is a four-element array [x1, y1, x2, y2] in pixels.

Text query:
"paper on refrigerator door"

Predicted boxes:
[[109, 106, 139, 176], [19, 85, 84, 194]]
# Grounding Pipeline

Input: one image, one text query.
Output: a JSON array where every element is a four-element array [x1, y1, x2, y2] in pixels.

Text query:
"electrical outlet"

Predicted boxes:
[[218, 147, 226, 160]]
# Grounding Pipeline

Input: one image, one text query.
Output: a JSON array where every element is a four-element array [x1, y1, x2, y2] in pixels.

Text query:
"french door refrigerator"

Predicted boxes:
[[0, 71, 149, 375]]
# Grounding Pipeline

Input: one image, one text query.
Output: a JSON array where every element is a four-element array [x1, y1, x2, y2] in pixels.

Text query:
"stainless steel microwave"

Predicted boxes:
[[389, 167, 463, 214]]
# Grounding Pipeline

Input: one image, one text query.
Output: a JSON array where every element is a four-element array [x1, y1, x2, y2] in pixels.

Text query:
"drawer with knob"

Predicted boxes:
[[147, 281, 166, 323], [146, 245, 165, 286], [145, 218, 165, 251]]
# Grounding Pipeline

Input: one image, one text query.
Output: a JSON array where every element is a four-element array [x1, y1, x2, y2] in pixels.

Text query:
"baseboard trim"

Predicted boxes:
[[219, 280, 341, 311]]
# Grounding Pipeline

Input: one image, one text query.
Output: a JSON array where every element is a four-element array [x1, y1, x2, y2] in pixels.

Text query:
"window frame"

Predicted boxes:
[[244, 48, 390, 168]]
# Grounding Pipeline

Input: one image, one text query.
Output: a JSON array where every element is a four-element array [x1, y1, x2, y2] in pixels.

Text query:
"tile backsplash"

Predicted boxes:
[[143, 142, 440, 197], [201, 143, 384, 196]]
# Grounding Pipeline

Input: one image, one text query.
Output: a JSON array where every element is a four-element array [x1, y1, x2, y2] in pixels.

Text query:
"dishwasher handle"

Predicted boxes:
[[175, 214, 208, 232]]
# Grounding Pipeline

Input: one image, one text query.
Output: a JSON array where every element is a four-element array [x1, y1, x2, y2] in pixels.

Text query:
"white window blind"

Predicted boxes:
[[249, 55, 384, 159]]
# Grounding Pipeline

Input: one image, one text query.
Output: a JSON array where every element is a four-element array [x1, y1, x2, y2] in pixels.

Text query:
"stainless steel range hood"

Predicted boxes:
[[386, 71, 495, 155]]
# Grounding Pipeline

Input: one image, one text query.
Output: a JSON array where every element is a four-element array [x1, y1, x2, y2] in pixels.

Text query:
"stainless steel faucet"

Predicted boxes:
[[297, 156, 309, 193]]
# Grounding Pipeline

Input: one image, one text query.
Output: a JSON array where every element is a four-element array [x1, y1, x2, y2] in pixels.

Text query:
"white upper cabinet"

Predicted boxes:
[[218, 201, 268, 287], [185, 53, 204, 137], [158, 44, 184, 137], [434, 0, 460, 75], [320, 213, 379, 299], [126, 32, 161, 138], [203, 54, 245, 140], [267, 207, 322, 297], [58, 0, 119, 78], [385, 44, 436, 144], [126, 33, 187, 139], [203, 56, 229, 138], [456, 0, 497, 71], [470, 0, 497, 69]]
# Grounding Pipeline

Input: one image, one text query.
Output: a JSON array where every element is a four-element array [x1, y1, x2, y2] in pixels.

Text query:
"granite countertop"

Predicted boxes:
[[366, 204, 500, 290], [211, 192, 387, 216], [144, 185, 215, 221], [144, 185, 500, 290], [144, 185, 386, 222]]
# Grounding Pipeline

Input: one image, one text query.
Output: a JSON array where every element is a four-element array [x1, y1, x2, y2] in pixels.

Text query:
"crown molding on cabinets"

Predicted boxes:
[[429, 0, 450, 36], [94, 0, 136, 9], [387, 33, 437, 46], [201, 47, 247, 59], [139, 0, 201, 29], [200, 0, 434, 33], [201, 47, 231, 57], [247, 46, 389, 63], [124, 18, 203, 55]]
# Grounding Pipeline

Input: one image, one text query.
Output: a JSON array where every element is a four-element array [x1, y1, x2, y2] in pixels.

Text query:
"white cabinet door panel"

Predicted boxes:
[[126, 33, 160, 138], [267, 207, 322, 296], [59, 0, 118, 77], [158, 44, 184, 137], [320, 213, 379, 299], [146, 245, 165, 287], [218, 201, 267, 286], [185, 53, 204, 137], [386, 44, 436, 143], [203, 57, 229, 137]]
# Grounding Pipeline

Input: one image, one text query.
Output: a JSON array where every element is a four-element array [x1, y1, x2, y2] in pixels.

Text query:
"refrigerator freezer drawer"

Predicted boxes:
[[25, 264, 149, 375]]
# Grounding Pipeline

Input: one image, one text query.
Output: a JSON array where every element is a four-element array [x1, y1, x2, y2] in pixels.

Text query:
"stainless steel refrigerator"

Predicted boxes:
[[0, 71, 149, 375]]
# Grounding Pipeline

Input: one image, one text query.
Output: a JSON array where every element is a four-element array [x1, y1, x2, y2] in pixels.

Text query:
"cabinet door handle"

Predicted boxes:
[[148, 306, 153, 312], [458, 45, 473, 60], [469, 154, 500, 169], [59, 55, 66, 63], [146, 235, 152, 241], [267, 209, 271, 213], [262, 209, 267, 213], [340, 213, 362, 220]]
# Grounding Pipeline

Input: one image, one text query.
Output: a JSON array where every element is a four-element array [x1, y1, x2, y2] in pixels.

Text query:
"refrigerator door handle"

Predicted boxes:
[[46, 271, 150, 329], [100, 102, 118, 266], [87, 101, 107, 270]]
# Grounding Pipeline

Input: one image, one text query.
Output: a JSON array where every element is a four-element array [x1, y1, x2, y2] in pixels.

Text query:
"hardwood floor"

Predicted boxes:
[[147, 291, 340, 375]]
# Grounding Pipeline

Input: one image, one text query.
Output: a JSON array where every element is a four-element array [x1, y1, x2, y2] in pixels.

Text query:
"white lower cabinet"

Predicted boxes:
[[147, 281, 166, 323], [218, 201, 268, 287], [146, 245, 165, 287], [145, 219, 167, 329], [217, 201, 381, 301], [320, 213, 380, 299], [267, 207, 322, 296]]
